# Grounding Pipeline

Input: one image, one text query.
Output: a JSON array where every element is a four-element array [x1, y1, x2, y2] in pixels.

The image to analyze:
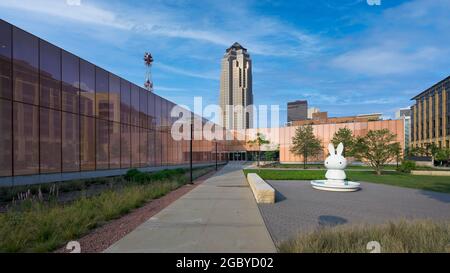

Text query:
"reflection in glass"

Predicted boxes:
[[96, 67, 109, 120], [80, 60, 95, 117], [96, 118, 109, 169], [13, 102, 39, 175], [13, 27, 39, 105], [62, 50, 79, 113], [40, 108, 61, 173], [62, 112, 79, 172], [0, 99, 12, 176], [0, 20, 12, 100], [40, 40, 61, 110], [80, 115, 95, 171]]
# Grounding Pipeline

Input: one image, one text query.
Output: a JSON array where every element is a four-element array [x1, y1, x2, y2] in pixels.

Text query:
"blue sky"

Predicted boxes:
[[1, 0, 449, 125]]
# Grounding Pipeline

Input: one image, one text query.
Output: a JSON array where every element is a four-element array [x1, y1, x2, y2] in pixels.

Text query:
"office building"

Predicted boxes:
[[287, 100, 307, 122], [411, 76, 450, 149], [0, 20, 227, 185], [219, 42, 253, 130], [307, 107, 320, 119], [396, 108, 412, 149]]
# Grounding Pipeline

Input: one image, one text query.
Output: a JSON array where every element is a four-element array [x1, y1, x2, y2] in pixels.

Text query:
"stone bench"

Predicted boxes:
[[246, 173, 275, 204], [411, 170, 450, 176]]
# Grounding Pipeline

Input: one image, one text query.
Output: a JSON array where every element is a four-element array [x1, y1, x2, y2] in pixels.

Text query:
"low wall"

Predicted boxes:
[[0, 162, 225, 187], [246, 173, 275, 204], [411, 170, 450, 176]]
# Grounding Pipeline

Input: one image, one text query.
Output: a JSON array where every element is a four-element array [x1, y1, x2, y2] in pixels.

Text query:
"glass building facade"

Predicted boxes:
[[0, 20, 227, 180], [411, 76, 450, 149]]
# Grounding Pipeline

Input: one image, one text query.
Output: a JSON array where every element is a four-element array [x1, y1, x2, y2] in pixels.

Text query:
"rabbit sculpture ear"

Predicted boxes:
[[328, 143, 336, 155], [336, 143, 344, 156]]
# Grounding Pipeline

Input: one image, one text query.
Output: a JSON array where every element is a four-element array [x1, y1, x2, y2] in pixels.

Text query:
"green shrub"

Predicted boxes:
[[124, 168, 140, 181], [397, 160, 416, 173]]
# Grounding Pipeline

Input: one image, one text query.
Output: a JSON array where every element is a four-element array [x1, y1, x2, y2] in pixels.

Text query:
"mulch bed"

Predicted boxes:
[[55, 167, 220, 253]]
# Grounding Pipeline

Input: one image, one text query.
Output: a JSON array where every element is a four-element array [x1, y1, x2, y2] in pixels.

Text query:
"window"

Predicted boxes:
[[109, 121, 120, 169], [120, 79, 131, 124], [96, 118, 109, 169], [0, 99, 12, 176], [80, 115, 95, 171], [62, 51, 79, 113], [13, 27, 39, 105], [95, 67, 109, 120], [148, 130, 155, 166], [131, 84, 140, 126], [131, 126, 140, 167], [120, 124, 130, 168], [0, 20, 12, 100], [13, 102, 39, 175], [39, 40, 61, 110], [109, 74, 120, 122], [40, 108, 61, 173], [139, 88, 148, 128], [140, 127, 148, 166], [62, 112, 79, 172], [148, 92, 155, 129], [79, 60, 95, 117]]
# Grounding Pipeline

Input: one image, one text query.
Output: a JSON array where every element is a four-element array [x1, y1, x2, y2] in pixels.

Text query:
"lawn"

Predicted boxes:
[[262, 163, 397, 170], [0, 166, 216, 253], [243, 169, 450, 194], [279, 220, 450, 253]]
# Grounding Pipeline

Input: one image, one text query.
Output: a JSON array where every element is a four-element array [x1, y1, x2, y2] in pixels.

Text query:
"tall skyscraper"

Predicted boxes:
[[219, 42, 253, 130]]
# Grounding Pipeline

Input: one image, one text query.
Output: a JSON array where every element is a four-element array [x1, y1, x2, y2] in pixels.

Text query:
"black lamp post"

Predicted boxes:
[[189, 116, 193, 184]]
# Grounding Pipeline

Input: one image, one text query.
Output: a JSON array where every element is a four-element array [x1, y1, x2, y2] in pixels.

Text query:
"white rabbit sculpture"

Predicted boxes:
[[324, 143, 347, 182]]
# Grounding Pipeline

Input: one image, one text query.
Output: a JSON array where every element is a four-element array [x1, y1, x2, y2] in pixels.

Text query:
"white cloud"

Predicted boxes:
[[157, 62, 219, 81]]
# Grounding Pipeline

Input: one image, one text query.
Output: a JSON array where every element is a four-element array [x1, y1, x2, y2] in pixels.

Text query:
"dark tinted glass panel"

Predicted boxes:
[[120, 123, 130, 168], [131, 84, 139, 126], [154, 96, 161, 130], [13, 102, 39, 175], [79, 60, 95, 116], [0, 99, 12, 176], [148, 92, 155, 129], [109, 121, 120, 169], [40, 40, 61, 109], [120, 80, 131, 124], [109, 74, 120, 122], [62, 112, 79, 172], [139, 89, 148, 128], [161, 131, 167, 165], [95, 67, 109, 120], [13, 27, 39, 105], [148, 129, 155, 166], [0, 21, 12, 100], [96, 119, 109, 169], [140, 127, 148, 166], [80, 115, 95, 171], [154, 130, 161, 166], [131, 126, 140, 167], [161, 99, 168, 128], [62, 50, 79, 113], [40, 108, 61, 173]]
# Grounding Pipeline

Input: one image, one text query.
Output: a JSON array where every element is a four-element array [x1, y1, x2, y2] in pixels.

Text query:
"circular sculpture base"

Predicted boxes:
[[311, 180, 361, 192]]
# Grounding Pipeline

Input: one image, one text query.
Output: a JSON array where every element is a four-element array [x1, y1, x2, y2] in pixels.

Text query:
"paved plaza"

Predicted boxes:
[[259, 180, 450, 245], [106, 163, 276, 253]]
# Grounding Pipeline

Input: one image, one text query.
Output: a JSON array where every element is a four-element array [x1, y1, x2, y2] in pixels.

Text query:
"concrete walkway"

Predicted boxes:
[[105, 163, 276, 253]]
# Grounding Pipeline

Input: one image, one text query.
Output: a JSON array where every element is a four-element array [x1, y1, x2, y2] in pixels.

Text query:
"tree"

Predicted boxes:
[[331, 128, 355, 157], [353, 129, 401, 175], [435, 148, 450, 167], [247, 133, 270, 167], [425, 143, 440, 166], [290, 125, 322, 169], [264, 145, 279, 162]]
